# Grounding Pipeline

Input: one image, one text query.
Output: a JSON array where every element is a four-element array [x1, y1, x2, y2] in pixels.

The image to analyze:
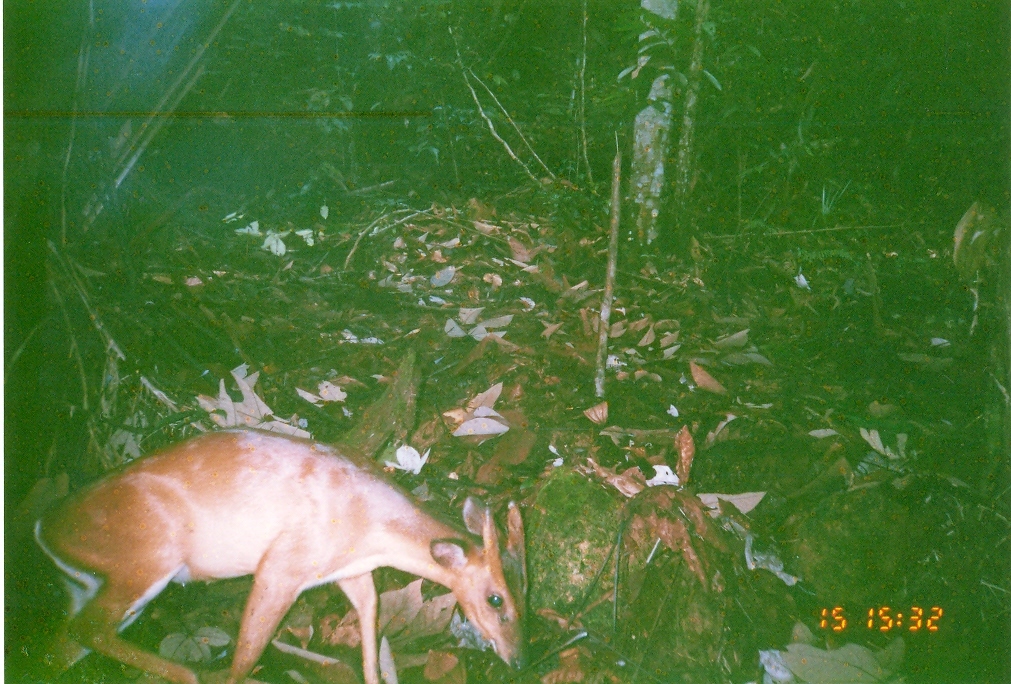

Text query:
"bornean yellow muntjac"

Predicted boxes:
[[36, 429, 526, 684]]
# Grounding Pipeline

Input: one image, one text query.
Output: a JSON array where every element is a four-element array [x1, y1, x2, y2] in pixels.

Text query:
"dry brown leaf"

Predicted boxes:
[[541, 321, 563, 339], [659, 330, 680, 348], [535, 608, 581, 630], [675, 425, 695, 485], [583, 402, 608, 425], [628, 317, 653, 332], [507, 236, 532, 263], [689, 361, 727, 395], [468, 382, 503, 410], [402, 592, 457, 641], [583, 458, 645, 497], [473, 220, 500, 235], [320, 609, 362, 648], [425, 651, 460, 681], [609, 320, 627, 338], [378, 579, 424, 637], [637, 324, 656, 347], [541, 647, 586, 684]]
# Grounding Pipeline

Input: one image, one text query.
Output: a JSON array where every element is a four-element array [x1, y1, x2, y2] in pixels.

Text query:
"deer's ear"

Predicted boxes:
[[462, 496, 488, 536], [431, 539, 469, 569]]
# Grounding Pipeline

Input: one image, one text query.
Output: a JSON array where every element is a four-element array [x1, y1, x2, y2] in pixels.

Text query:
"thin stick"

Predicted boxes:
[[48, 276, 89, 411], [61, 3, 94, 245], [114, 65, 204, 189], [343, 208, 424, 270], [578, 0, 593, 183], [450, 28, 539, 183], [47, 241, 126, 361], [112, 0, 243, 189], [594, 141, 621, 398], [467, 67, 554, 179]]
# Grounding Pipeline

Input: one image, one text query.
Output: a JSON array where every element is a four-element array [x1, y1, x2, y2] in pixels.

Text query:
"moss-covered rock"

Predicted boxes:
[[525, 467, 623, 630]]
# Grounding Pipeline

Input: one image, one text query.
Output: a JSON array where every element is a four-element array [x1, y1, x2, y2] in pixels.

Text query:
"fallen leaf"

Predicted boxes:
[[582, 458, 645, 497], [609, 320, 627, 338], [468, 383, 503, 410], [697, 491, 766, 516], [583, 402, 608, 425], [541, 322, 563, 339], [690, 361, 727, 394], [473, 220, 499, 235], [713, 329, 749, 349], [380, 636, 399, 684], [424, 651, 459, 681], [637, 325, 656, 346], [459, 307, 484, 324], [508, 236, 531, 263], [317, 381, 347, 402], [400, 592, 457, 642], [541, 647, 586, 684], [379, 579, 424, 637], [453, 417, 509, 437], [431, 266, 456, 287], [320, 609, 362, 648], [675, 426, 695, 484], [444, 319, 467, 338], [297, 387, 323, 406]]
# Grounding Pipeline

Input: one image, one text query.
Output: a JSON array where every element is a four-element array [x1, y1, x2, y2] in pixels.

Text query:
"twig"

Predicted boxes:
[[703, 222, 918, 239], [47, 241, 126, 361], [111, 0, 243, 190], [345, 179, 397, 196], [343, 208, 424, 270], [467, 67, 554, 179], [114, 65, 205, 189], [47, 275, 89, 411], [594, 141, 622, 398], [140, 376, 179, 413], [450, 27, 539, 183], [4, 322, 42, 384], [578, 0, 593, 183], [61, 5, 94, 246]]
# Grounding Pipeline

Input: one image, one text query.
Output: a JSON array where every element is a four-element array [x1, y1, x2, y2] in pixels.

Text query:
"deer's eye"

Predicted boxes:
[[487, 594, 503, 609]]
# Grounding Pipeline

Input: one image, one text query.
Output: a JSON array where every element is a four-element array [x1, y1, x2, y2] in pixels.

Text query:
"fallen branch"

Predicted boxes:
[[451, 27, 539, 184], [467, 67, 555, 180]]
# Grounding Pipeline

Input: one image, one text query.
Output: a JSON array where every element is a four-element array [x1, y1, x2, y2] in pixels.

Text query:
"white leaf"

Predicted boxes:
[[480, 314, 513, 329], [320, 204, 329, 219], [295, 229, 315, 246], [262, 230, 289, 256], [453, 417, 509, 437], [297, 388, 323, 406], [519, 297, 536, 311], [379, 636, 398, 684], [386, 445, 430, 474], [809, 428, 838, 438], [646, 465, 680, 487], [444, 319, 467, 338], [431, 266, 456, 287], [317, 381, 347, 402], [667, 405, 679, 418], [458, 307, 484, 324]]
